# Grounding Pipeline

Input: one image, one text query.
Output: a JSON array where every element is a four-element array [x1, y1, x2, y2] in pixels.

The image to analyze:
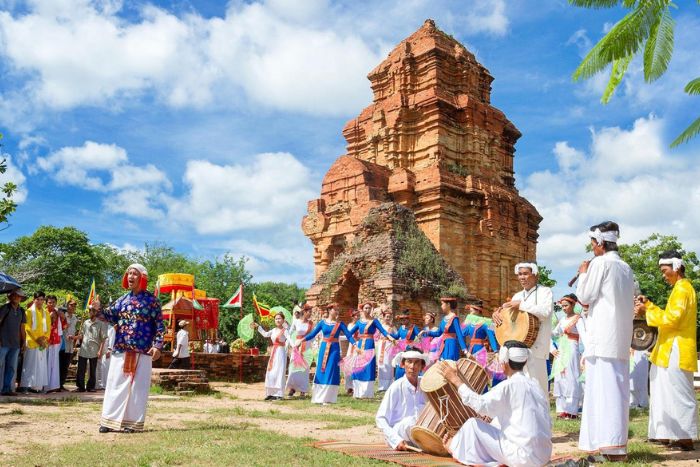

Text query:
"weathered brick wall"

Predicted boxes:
[[153, 352, 269, 383]]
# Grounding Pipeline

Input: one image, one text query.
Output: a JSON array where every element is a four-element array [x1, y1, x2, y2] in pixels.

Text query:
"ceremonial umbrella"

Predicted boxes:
[[0, 272, 21, 294]]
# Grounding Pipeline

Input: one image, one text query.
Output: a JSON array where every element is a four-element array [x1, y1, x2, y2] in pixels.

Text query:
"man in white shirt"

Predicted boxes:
[[169, 320, 191, 369], [576, 221, 635, 462], [493, 262, 553, 394], [375, 349, 429, 450], [442, 340, 552, 467]]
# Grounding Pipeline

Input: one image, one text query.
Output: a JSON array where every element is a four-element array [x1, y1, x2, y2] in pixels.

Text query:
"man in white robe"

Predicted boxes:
[[375, 349, 428, 450], [576, 221, 635, 461], [494, 262, 553, 394], [443, 340, 552, 467]]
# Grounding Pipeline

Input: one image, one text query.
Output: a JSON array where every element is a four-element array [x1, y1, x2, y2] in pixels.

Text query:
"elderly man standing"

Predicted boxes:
[[59, 299, 78, 391], [0, 289, 27, 395], [95, 264, 164, 433], [493, 262, 553, 394], [576, 221, 635, 462]]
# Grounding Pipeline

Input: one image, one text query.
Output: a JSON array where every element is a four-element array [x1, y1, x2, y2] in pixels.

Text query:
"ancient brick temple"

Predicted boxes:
[[302, 19, 541, 311]]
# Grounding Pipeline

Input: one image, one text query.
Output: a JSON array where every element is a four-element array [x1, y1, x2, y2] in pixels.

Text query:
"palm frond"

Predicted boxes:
[[572, 38, 611, 81], [602, 54, 633, 103], [670, 115, 700, 148], [568, 0, 621, 7], [599, 0, 668, 62], [685, 77, 700, 95], [643, 7, 675, 82]]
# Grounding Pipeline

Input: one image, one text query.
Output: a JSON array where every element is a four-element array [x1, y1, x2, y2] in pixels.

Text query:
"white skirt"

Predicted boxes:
[[629, 350, 649, 408], [553, 343, 582, 415], [579, 356, 629, 455], [265, 346, 287, 397], [100, 355, 112, 390], [285, 368, 309, 393], [648, 340, 698, 440], [377, 342, 394, 391], [311, 384, 338, 404], [45, 344, 61, 390], [353, 379, 374, 399], [21, 347, 48, 390], [101, 352, 152, 431]]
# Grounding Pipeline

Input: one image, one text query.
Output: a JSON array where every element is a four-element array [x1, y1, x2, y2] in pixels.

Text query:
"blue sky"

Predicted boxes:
[[1, 0, 699, 299]]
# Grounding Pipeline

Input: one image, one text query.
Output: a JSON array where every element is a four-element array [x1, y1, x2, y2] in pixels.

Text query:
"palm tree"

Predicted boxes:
[[570, 0, 699, 147]]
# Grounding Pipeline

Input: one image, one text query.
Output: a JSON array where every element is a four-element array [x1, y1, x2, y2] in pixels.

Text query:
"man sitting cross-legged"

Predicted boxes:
[[440, 340, 552, 467], [375, 348, 428, 451]]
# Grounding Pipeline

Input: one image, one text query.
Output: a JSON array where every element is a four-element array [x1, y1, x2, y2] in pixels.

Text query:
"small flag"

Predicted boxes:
[[193, 298, 204, 310], [222, 284, 243, 308], [253, 294, 270, 317], [84, 278, 96, 312], [153, 280, 160, 297]]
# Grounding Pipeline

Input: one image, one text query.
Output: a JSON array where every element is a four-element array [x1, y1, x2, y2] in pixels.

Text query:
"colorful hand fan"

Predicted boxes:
[[237, 313, 256, 342]]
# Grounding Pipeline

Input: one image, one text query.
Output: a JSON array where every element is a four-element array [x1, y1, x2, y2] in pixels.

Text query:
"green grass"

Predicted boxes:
[[277, 392, 381, 414], [149, 385, 163, 395], [222, 406, 375, 430], [1, 422, 385, 467]]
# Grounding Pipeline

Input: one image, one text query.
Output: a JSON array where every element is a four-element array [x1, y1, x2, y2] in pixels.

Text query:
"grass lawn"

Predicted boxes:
[[9, 422, 385, 467]]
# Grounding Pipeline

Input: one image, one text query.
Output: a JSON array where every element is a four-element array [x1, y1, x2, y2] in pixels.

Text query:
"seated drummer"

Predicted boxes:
[[440, 340, 552, 467], [375, 348, 429, 451]]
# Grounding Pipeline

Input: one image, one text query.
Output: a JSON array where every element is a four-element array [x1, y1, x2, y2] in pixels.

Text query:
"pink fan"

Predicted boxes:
[[428, 335, 444, 363], [388, 339, 407, 361], [289, 347, 309, 373], [486, 357, 505, 381], [340, 349, 375, 376], [472, 348, 488, 367]]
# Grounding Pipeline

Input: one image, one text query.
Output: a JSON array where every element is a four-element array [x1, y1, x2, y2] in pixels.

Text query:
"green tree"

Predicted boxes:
[[618, 233, 700, 305], [0, 133, 18, 229], [569, 0, 700, 147], [0, 226, 107, 298], [537, 265, 557, 288]]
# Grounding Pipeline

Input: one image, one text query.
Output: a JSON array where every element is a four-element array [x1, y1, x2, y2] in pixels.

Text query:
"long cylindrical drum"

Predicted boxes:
[[417, 358, 489, 437], [410, 403, 451, 457]]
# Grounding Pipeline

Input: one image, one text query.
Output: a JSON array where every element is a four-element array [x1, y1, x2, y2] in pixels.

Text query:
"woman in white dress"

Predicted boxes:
[[551, 293, 586, 419], [376, 310, 396, 391], [285, 304, 313, 397], [252, 312, 288, 401]]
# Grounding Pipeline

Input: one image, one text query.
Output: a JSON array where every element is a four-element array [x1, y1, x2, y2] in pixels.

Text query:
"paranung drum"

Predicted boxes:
[[494, 305, 540, 347]]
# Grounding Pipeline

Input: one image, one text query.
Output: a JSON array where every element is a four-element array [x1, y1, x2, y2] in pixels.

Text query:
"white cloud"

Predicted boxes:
[[169, 152, 316, 234], [34, 140, 170, 218], [462, 0, 508, 36], [523, 115, 700, 284], [0, 153, 27, 204]]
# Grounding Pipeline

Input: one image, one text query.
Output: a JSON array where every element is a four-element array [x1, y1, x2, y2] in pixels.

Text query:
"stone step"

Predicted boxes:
[[174, 390, 195, 396], [177, 381, 211, 393]]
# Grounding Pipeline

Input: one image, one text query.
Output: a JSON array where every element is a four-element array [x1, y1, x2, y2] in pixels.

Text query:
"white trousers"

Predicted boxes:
[[100, 355, 111, 390], [285, 368, 309, 393], [264, 347, 286, 397], [353, 380, 374, 399], [101, 352, 152, 431], [45, 344, 61, 391], [386, 416, 418, 448], [21, 347, 48, 390], [648, 340, 698, 440], [311, 384, 338, 404], [525, 356, 548, 395], [579, 356, 629, 455], [629, 350, 649, 408]]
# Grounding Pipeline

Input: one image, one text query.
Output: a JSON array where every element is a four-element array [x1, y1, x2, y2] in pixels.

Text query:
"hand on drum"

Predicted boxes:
[[492, 307, 503, 326], [396, 441, 408, 451], [441, 432, 453, 448], [437, 362, 463, 388]]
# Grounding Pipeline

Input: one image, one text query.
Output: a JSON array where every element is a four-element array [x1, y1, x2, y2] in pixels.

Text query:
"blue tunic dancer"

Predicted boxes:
[[302, 304, 356, 404], [391, 310, 420, 379], [347, 303, 393, 399], [421, 297, 467, 361], [461, 305, 499, 354]]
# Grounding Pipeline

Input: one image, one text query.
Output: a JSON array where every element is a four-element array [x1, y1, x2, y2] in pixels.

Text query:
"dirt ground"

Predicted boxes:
[[0, 382, 698, 466]]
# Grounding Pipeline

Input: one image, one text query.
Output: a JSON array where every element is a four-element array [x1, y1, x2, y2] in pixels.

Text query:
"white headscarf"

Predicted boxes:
[[498, 345, 529, 363], [391, 350, 430, 368], [659, 257, 684, 271], [127, 263, 148, 276], [514, 262, 539, 275], [589, 228, 619, 244]]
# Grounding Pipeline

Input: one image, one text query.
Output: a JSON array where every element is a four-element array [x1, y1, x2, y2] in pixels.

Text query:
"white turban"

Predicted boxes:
[[514, 262, 539, 275], [589, 228, 618, 244], [498, 345, 529, 363], [126, 263, 148, 276], [391, 350, 430, 368], [659, 257, 684, 271]]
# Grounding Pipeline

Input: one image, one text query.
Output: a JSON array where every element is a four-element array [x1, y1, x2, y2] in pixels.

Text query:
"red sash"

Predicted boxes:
[[320, 322, 341, 372], [267, 331, 286, 371]]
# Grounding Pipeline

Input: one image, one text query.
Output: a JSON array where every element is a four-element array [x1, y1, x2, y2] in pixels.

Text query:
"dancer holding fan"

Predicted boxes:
[[347, 303, 395, 399], [391, 310, 420, 380], [285, 304, 313, 397], [418, 296, 468, 361], [376, 309, 397, 392], [251, 312, 288, 401], [300, 303, 357, 404]]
